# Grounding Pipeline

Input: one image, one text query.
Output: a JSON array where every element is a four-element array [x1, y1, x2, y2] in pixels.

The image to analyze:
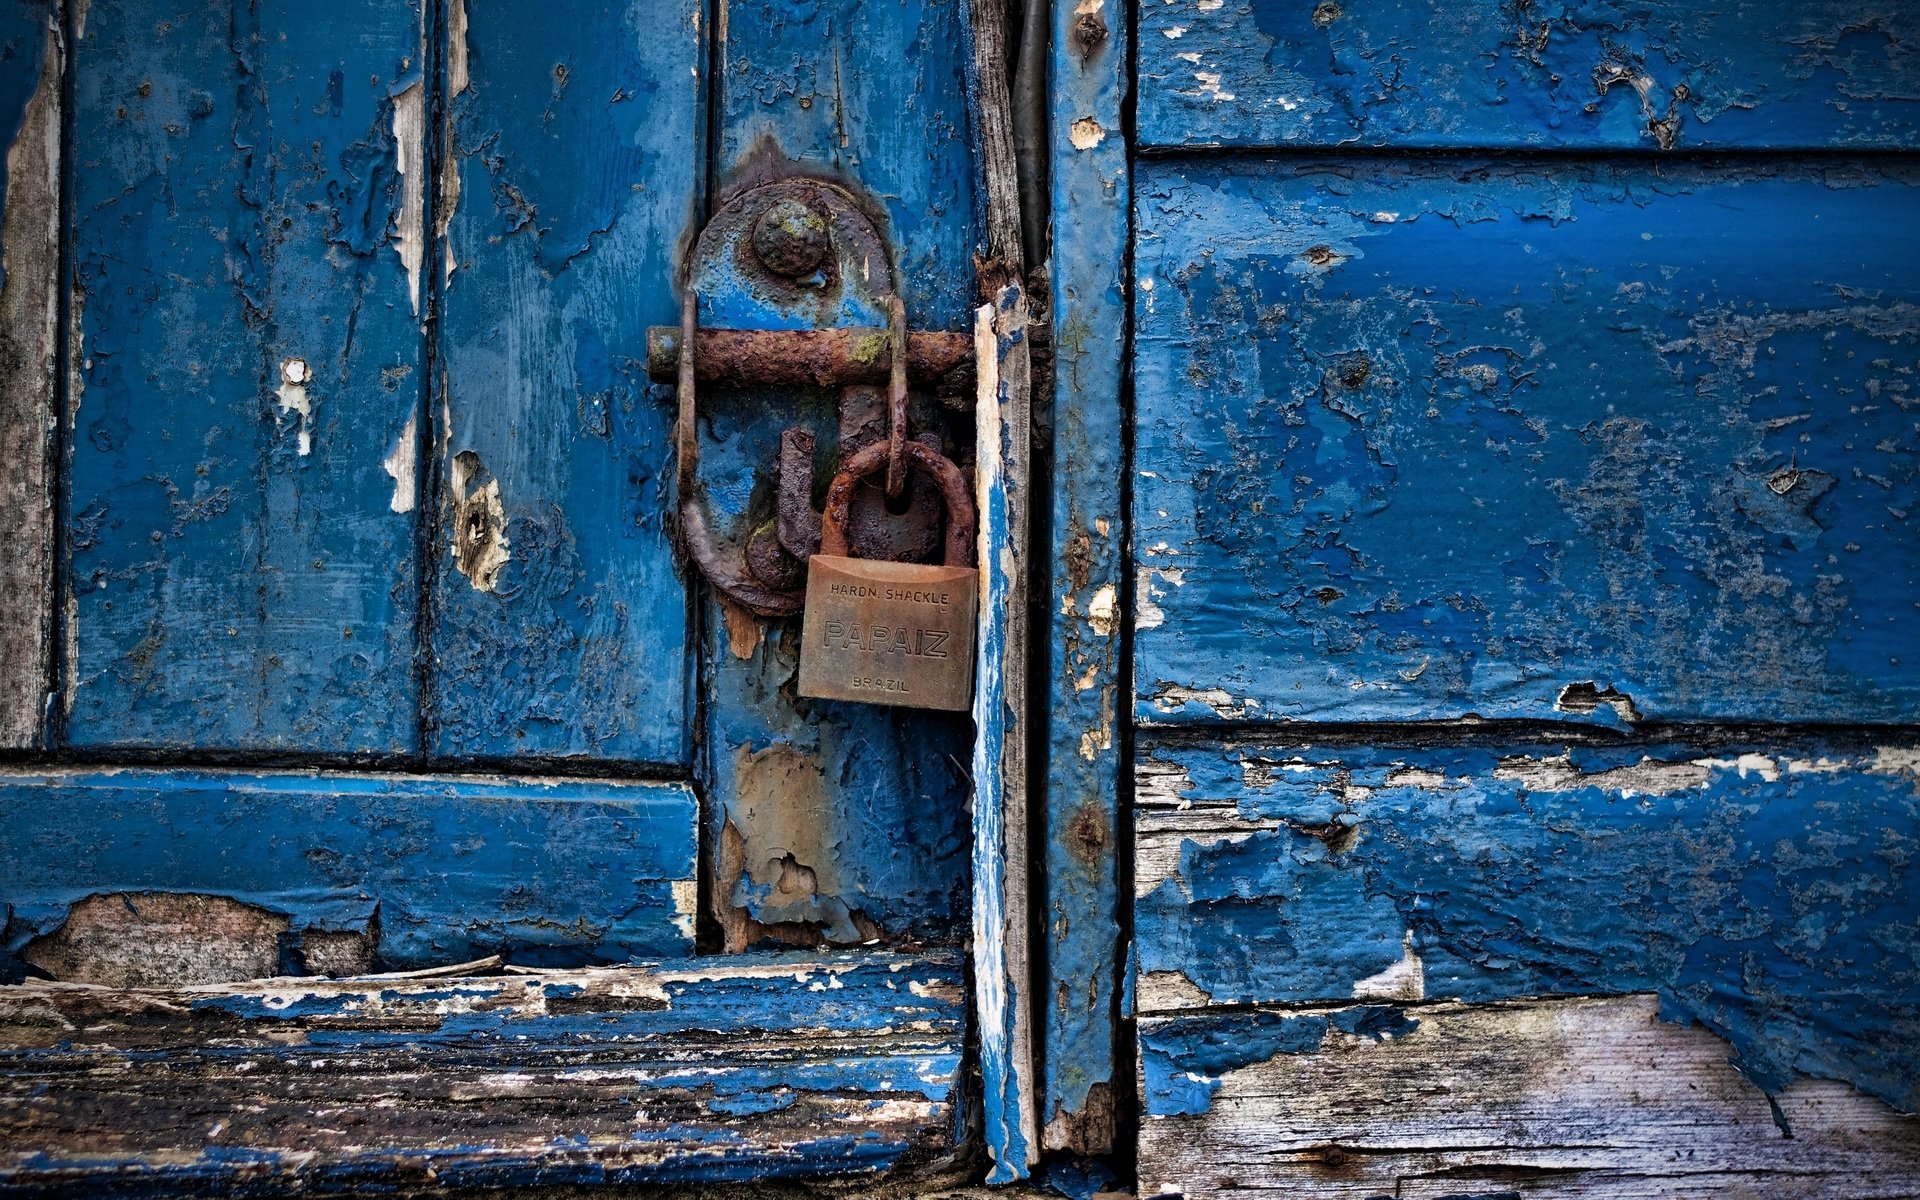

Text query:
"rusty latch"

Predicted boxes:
[[644, 325, 971, 390], [660, 177, 976, 620]]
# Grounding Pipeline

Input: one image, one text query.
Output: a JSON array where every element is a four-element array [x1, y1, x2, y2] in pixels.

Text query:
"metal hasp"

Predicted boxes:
[[651, 178, 975, 619]]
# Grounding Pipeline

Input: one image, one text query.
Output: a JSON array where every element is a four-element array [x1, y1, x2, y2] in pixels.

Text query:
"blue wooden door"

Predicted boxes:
[[0, 0, 1000, 1184], [1113, 1, 1920, 1194]]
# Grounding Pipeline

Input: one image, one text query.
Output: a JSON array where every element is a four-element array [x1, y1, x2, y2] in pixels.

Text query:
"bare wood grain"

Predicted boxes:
[[1139, 994, 1920, 1199], [0, 7, 59, 748]]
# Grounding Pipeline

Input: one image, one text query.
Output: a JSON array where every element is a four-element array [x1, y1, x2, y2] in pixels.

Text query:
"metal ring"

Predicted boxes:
[[819, 440, 975, 567]]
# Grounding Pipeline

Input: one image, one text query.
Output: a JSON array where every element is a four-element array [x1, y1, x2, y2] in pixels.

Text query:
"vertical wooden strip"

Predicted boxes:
[[972, 285, 1036, 1182], [0, 0, 59, 748], [1040, 0, 1129, 1155], [428, 0, 699, 764], [63, 1, 427, 752]]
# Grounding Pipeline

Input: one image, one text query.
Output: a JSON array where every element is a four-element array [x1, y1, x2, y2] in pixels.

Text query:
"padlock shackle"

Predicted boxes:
[[818, 441, 975, 567]]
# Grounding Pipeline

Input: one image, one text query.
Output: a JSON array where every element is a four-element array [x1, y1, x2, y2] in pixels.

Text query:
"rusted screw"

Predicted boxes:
[[750, 198, 830, 279]]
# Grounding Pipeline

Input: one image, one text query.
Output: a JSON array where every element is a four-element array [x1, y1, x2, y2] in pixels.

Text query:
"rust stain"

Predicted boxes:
[[717, 744, 883, 952], [721, 598, 764, 660]]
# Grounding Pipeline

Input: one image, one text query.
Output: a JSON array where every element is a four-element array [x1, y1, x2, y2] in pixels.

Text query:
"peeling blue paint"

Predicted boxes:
[[1138, 0, 1920, 151], [1041, 0, 1129, 1149], [0, 768, 698, 975], [1141, 1005, 1418, 1116], [1135, 159, 1920, 725], [429, 0, 697, 764], [64, 1, 427, 751], [1136, 739, 1920, 1112]]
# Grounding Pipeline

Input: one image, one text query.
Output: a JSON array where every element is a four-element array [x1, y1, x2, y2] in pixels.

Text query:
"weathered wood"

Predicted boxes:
[[1138, 994, 1920, 1199], [1041, 0, 1128, 1154], [1133, 737, 1920, 1117], [1138, 0, 1920, 151], [0, 0, 58, 749], [960, 0, 1025, 291], [972, 285, 1037, 1182], [1134, 158, 1920, 726], [63, 1, 428, 751], [0, 768, 698, 977], [427, 0, 697, 763], [0, 951, 964, 1193], [695, 0, 978, 952]]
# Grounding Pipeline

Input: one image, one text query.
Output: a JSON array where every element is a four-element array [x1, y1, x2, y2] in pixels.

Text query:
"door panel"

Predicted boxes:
[[696, 0, 976, 951], [1128, 2, 1920, 1195], [428, 0, 697, 764], [1138, 0, 1920, 152], [1135, 159, 1920, 726], [0, 768, 697, 977], [65, 0, 427, 752]]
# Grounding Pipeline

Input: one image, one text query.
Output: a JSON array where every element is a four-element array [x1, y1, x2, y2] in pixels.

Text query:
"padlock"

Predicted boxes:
[[798, 439, 978, 711]]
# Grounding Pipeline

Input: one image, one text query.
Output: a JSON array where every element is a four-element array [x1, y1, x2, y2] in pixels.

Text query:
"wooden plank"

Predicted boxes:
[[1133, 158, 1920, 726], [971, 285, 1037, 1183], [0, 951, 963, 1192], [1138, 0, 1920, 151], [63, 0, 428, 752], [1040, 0, 1129, 1153], [427, 0, 696, 764], [0, 0, 58, 748], [694, 0, 977, 952], [1138, 994, 1920, 1199], [0, 767, 697, 978], [1132, 737, 1920, 1119]]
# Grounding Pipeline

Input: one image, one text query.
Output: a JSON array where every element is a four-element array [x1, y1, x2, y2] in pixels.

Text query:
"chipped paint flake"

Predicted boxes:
[[275, 358, 314, 455], [1070, 117, 1106, 149], [1352, 931, 1425, 1001], [390, 81, 426, 315], [1086, 583, 1118, 637], [448, 449, 510, 591], [382, 414, 417, 513]]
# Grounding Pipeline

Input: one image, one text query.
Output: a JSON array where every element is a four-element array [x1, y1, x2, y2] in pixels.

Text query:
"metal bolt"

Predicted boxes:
[[750, 199, 830, 279]]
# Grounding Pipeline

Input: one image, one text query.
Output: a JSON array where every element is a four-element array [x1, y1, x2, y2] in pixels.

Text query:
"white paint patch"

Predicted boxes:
[[1190, 71, 1236, 102], [1163, 24, 1187, 37], [381, 414, 417, 513], [1087, 583, 1119, 637], [390, 82, 426, 315], [1695, 753, 1782, 783], [1070, 117, 1106, 149], [1385, 766, 1448, 789], [1175, 50, 1201, 64], [1786, 757, 1847, 775], [1149, 684, 1258, 719], [1135, 565, 1167, 628], [276, 357, 314, 456], [1871, 746, 1920, 777], [437, 0, 468, 286], [1353, 931, 1425, 1001], [1196, 0, 1223, 9], [670, 879, 698, 943], [1494, 754, 1712, 797], [447, 0, 470, 94]]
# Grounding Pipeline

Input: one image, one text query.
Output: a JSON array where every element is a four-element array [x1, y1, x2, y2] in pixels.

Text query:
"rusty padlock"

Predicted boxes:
[[798, 440, 977, 711]]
